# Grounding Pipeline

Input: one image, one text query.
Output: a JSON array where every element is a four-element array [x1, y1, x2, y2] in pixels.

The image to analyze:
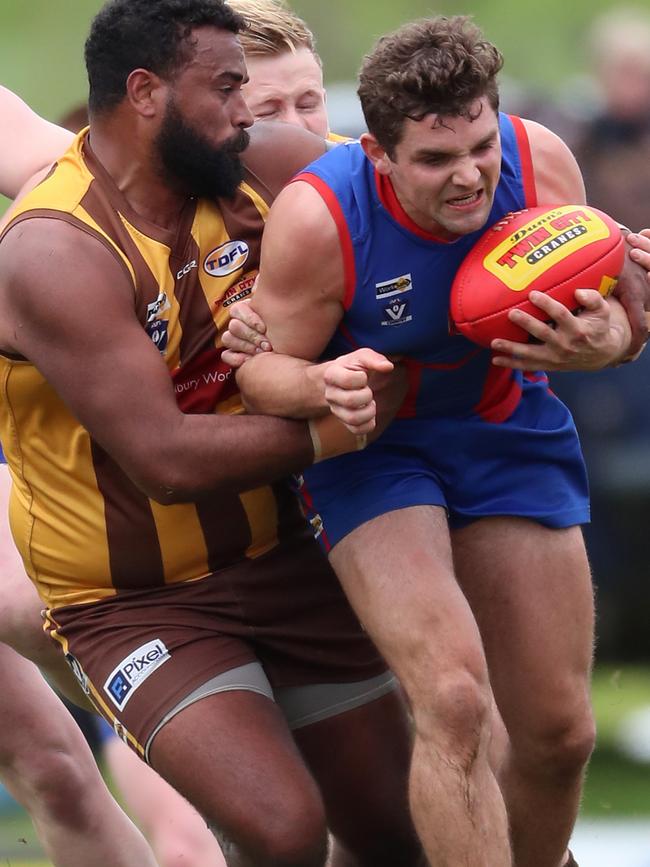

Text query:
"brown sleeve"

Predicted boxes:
[[242, 121, 328, 201]]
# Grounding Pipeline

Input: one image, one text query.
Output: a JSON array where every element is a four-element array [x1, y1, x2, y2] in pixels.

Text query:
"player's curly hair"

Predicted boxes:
[[358, 16, 504, 156], [85, 0, 246, 114]]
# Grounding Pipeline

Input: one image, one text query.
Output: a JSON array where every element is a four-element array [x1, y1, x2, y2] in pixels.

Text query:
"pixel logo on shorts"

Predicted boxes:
[[104, 639, 171, 711]]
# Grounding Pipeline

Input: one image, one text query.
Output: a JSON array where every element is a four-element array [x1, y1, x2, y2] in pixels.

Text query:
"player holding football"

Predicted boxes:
[[224, 16, 648, 867]]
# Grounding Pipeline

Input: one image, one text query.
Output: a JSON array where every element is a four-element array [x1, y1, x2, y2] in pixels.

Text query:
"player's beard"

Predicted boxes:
[[155, 98, 250, 200]]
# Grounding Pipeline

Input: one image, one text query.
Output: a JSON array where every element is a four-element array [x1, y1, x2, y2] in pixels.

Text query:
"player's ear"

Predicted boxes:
[[126, 68, 167, 119], [360, 133, 392, 175]]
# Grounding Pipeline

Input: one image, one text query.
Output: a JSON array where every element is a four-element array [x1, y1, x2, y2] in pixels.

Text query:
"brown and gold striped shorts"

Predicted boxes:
[[46, 528, 389, 757]]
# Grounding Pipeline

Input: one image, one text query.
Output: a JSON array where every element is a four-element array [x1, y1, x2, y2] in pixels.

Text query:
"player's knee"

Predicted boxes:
[[260, 800, 328, 867], [542, 710, 596, 779], [5, 746, 98, 828], [511, 704, 596, 781], [259, 828, 328, 867], [412, 668, 492, 761], [226, 789, 328, 867]]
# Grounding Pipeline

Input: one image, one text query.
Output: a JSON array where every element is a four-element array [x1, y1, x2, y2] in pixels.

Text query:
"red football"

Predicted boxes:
[[450, 204, 625, 348]]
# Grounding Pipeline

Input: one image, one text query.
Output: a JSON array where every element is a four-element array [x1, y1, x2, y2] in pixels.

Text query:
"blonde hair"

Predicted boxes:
[[227, 0, 319, 60]]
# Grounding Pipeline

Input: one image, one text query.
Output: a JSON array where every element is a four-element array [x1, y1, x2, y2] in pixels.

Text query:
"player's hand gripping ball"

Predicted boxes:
[[450, 204, 625, 348]]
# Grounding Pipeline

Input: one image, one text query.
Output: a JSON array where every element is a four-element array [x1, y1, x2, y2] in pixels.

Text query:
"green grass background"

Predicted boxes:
[[2, 0, 649, 119], [583, 667, 650, 816]]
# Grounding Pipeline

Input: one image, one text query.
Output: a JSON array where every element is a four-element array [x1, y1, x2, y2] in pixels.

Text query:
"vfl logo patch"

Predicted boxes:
[[483, 206, 612, 292], [204, 240, 249, 277], [104, 639, 170, 711], [147, 321, 169, 353], [375, 273, 412, 300], [381, 298, 412, 327]]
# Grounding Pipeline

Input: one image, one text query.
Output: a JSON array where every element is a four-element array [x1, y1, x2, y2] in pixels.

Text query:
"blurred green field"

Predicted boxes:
[[0, 0, 641, 218], [1, 666, 649, 862], [583, 666, 650, 816], [0, 0, 643, 120], [0, 808, 48, 864]]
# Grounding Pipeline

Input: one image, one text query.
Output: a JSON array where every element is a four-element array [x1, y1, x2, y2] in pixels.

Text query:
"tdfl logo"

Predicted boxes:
[[204, 240, 250, 277]]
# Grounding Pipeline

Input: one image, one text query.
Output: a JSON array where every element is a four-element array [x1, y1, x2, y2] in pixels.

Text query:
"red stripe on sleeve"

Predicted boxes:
[[291, 172, 357, 310], [508, 116, 537, 208]]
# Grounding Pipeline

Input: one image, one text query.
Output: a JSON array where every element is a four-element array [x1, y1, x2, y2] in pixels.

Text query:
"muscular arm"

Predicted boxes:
[[0, 220, 314, 503], [234, 182, 398, 435], [0, 87, 73, 198], [235, 180, 346, 417]]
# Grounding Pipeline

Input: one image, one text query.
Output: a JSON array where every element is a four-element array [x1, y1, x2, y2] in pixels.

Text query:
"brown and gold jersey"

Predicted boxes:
[[0, 129, 306, 608]]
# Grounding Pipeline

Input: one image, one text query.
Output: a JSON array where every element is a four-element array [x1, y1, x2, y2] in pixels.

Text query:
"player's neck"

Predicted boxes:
[[87, 121, 190, 232]]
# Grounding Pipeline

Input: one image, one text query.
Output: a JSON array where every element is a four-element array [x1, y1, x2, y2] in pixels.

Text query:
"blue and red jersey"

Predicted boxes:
[[294, 113, 538, 422], [293, 114, 589, 550]]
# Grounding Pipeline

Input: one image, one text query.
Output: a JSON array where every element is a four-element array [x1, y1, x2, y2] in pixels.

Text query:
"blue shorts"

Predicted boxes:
[[297, 378, 589, 551]]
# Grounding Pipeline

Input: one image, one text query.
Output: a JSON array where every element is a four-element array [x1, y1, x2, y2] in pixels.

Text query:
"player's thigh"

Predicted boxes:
[[328, 505, 488, 696], [150, 689, 327, 853], [452, 517, 594, 733]]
